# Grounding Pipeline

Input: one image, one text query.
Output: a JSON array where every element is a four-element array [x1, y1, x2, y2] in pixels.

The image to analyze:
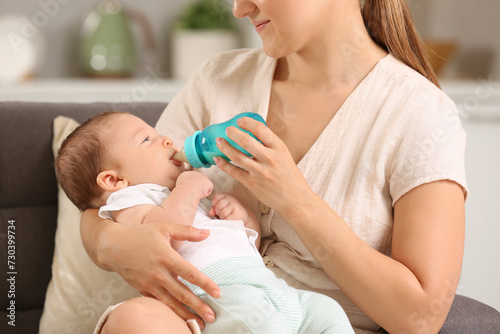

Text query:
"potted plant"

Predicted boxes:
[[171, 0, 239, 79]]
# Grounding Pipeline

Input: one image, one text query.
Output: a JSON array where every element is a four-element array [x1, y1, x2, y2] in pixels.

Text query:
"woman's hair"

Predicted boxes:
[[55, 111, 127, 211], [361, 0, 440, 88]]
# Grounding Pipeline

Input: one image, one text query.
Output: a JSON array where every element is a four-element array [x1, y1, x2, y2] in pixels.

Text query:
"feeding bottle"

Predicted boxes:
[[173, 112, 267, 168]]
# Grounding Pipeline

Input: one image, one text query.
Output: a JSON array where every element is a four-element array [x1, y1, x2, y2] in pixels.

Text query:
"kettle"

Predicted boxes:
[[79, 0, 155, 77]]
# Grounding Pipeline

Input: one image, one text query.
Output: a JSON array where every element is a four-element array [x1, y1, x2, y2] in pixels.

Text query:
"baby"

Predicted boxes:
[[55, 111, 354, 334]]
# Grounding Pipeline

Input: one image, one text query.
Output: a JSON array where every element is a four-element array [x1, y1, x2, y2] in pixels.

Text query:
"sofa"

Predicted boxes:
[[0, 101, 499, 334]]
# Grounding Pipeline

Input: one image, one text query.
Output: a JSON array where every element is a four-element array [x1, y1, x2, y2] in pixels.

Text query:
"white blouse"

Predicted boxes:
[[155, 48, 468, 331]]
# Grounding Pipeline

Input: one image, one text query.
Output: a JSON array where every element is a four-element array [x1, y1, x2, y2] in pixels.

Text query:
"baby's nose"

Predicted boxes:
[[161, 137, 173, 147]]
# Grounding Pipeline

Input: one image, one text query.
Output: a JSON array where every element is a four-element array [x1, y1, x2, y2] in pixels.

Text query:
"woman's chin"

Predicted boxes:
[[262, 43, 284, 59]]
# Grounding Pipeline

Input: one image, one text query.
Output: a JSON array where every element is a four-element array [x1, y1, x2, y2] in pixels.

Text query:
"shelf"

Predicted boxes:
[[1, 79, 498, 118], [0, 78, 186, 103]]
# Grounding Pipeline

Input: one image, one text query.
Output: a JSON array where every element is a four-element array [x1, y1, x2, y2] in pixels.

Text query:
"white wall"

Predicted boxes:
[[411, 0, 500, 310], [410, 0, 500, 80], [447, 79, 500, 311], [460, 117, 500, 311]]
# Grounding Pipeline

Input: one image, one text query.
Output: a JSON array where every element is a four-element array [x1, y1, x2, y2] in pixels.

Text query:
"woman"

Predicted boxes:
[[81, 0, 468, 332]]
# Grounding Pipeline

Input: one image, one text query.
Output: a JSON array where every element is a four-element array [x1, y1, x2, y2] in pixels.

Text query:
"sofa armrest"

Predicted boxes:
[[439, 294, 500, 334]]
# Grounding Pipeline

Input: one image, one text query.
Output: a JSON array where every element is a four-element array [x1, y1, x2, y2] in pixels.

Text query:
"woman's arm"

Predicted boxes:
[[282, 180, 463, 334], [80, 209, 221, 328], [214, 117, 465, 333]]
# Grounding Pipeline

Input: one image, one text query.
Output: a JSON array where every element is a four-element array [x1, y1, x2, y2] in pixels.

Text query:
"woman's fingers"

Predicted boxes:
[[162, 223, 221, 298], [215, 117, 310, 214], [167, 221, 212, 243], [149, 254, 217, 327], [110, 222, 220, 327], [213, 142, 252, 179], [222, 116, 287, 165], [136, 230, 218, 327], [143, 288, 208, 329], [237, 116, 277, 149], [225, 126, 268, 164], [168, 250, 219, 297]]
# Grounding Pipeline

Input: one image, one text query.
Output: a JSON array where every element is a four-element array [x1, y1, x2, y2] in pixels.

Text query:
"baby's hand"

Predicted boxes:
[[210, 193, 251, 224], [176, 171, 213, 198]]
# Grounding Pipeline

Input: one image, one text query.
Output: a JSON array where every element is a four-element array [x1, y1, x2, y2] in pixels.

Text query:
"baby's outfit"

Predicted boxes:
[[95, 183, 354, 334]]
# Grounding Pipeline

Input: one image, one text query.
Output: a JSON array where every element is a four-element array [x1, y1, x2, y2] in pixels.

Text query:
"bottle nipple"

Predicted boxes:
[[172, 149, 189, 164]]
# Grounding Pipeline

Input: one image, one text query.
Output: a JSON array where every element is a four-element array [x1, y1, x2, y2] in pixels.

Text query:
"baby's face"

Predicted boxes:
[[104, 114, 185, 190]]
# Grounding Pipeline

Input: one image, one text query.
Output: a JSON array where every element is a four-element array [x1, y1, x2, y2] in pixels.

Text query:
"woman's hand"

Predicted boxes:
[[81, 210, 220, 329], [214, 116, 312, 215]]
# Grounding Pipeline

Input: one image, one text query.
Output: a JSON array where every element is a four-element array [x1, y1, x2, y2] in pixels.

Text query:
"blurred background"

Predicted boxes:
[[0, 0, 253, 81], [409, 0, 500, 80], [0, 0, 499, 311], [0, 0, 498, 81]]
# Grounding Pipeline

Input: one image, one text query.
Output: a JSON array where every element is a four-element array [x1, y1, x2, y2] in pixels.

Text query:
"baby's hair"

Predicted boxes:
[[55, 111, 128, 211]]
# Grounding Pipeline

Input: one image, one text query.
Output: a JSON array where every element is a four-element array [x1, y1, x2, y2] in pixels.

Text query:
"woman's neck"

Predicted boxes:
[[275, 9, 388, 93]]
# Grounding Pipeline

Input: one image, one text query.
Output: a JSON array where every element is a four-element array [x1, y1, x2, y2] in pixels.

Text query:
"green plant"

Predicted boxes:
[[176, 0, 235, 30]]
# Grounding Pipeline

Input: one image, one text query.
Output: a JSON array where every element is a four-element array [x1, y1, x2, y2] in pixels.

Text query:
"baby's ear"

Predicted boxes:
[[97, 170, 128, 192]]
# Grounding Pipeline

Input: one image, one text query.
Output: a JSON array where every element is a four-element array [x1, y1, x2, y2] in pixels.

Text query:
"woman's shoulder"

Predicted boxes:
[[381, 54, 449, 100], [372, 54, 458, 119], [197, 48, 276, 83]]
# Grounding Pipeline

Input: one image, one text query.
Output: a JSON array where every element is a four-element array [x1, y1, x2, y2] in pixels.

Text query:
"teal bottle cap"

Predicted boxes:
[[184, 131, 211, 168]]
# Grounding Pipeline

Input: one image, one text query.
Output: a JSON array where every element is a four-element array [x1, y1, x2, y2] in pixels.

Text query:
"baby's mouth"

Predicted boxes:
[[170, 159, 182, 167], [169, 151, 183, 167]]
